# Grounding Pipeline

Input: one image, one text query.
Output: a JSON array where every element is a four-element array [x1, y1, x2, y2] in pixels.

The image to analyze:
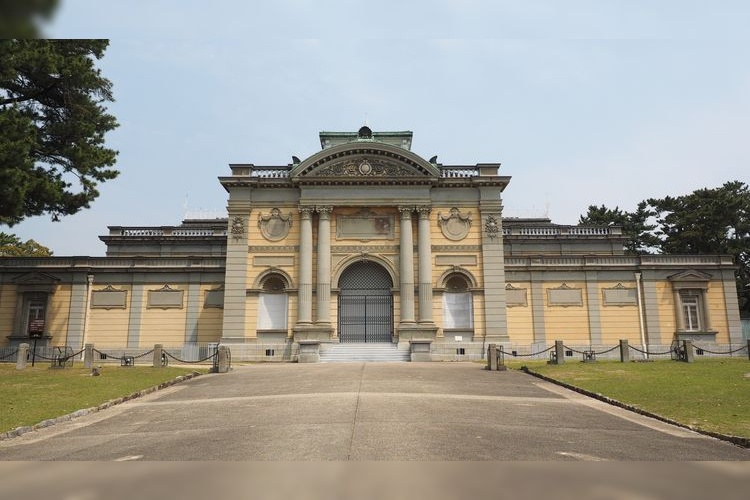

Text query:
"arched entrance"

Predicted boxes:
[[337, 261, 393, 343]]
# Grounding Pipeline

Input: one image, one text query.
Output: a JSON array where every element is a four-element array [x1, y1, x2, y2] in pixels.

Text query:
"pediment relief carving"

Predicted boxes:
[[306, 156, 425, 178]]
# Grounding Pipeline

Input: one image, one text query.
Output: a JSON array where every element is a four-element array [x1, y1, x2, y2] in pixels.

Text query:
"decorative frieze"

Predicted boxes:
[[313, 157, 418, 178], [249, 246, 299, 253]]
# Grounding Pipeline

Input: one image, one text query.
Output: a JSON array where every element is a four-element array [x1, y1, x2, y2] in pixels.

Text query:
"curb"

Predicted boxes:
[[0, 371, 203, 442], [520, 366, 750, 449]]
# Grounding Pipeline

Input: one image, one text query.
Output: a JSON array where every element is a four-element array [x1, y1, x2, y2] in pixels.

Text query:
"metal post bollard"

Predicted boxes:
[[84, 343, 94, 369], [619, 339, 629, 363], [16, 343, 29, 370]]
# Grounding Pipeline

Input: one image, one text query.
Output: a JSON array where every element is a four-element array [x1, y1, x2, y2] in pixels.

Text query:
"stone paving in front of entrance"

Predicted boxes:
[[1, 363, 748, 460]]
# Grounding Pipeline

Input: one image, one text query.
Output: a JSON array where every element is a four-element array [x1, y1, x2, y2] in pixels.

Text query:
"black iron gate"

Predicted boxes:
[[337, 261, 394, 343], [338, 294, 393, 343]]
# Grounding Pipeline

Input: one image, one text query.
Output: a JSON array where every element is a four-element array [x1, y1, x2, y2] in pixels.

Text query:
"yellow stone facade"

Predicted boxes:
[[0, 129, 743, 360]]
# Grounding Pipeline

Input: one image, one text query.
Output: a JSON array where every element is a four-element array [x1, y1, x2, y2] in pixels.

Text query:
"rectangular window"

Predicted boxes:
[[258, 293, 288, 330], [680, 291, 702, 331], [443, 292, 473, 329]]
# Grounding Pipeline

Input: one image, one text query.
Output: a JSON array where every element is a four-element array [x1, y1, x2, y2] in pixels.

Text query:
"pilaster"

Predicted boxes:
[[127, 283, 144, 348], [65, 273, 89, 349], [221, 201, 252, 343], [480, 202, 509, 341], [585, 271, 601, 345]]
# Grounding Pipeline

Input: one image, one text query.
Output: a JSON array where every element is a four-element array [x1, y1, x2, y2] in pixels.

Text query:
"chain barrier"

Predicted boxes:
[[691, 344, 748, 355], [498, 345, 555, 358], [562, 345, 587, 355], [592, 345, 620, 355], [628, 344, 676, 356], [131, 349, 155, 359], [93, 348, 124, 361], [0, 349, 19, 360], [163, 350, 218, 364], [58, 348, 85, 363], [30, 351, 58, 361]]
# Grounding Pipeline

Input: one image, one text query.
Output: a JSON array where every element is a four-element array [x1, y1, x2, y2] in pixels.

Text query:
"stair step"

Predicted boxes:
[[319, 343, 409, 363]]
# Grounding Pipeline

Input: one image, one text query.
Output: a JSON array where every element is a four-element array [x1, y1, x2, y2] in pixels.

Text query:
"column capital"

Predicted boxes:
[[315, 206, 333, 218], [298, 206, 315, 219], [416, 206, 432, 219], [398, 206, 414, 218]]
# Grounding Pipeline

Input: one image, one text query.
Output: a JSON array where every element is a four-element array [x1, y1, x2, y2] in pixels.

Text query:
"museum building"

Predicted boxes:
[[0, 128, 744, 361]]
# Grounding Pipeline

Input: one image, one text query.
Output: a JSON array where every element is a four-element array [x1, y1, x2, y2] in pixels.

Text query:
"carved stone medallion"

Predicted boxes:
[[438, 208, 471, 241], [313, 157, 416, 177], [258, 208, 293, 242], [484, 215, 500, 240], [230, 216, 245, 241]]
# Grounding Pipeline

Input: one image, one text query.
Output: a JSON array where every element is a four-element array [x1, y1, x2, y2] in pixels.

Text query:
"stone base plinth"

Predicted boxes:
[[293, 324, 334, 343], [297, 340, 321, 363], [409, 339, 433, 362], [396, 323, 438, 349]]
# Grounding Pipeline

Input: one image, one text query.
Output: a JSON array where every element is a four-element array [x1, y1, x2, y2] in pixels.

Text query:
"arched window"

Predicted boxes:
[[257, 273, 288, 330], [442, 273, 473, 330]]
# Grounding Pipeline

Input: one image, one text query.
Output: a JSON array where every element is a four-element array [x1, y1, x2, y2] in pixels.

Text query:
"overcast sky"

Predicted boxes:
[[8, 0, 750, 255]]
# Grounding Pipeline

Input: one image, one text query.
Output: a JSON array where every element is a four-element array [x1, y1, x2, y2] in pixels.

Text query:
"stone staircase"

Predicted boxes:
[[319, 342, 410, 363]]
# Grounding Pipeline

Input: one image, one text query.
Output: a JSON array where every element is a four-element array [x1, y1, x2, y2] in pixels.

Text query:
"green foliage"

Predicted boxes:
[[529, 359, 750, 438], [0, 39, 119, 226], [0, 365, 205, 433], [579, 201, 659, 254], [0, 232, 52, 256], [580, 181, 750, 313], [0, 0, 58, 38]]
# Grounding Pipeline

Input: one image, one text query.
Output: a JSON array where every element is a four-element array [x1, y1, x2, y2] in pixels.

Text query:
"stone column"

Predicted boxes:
[[297, 206, 314, 325], [315, 206, 332, 325], [399, 206, 415, 324], [416, 206, 433, 323]]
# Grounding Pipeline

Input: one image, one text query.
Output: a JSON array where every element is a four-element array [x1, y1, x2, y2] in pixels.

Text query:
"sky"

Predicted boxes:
[[8, 0, 750, 256]]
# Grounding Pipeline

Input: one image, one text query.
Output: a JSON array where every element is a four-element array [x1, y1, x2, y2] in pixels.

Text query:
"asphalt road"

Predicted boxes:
[[1, 362, 748, 460]]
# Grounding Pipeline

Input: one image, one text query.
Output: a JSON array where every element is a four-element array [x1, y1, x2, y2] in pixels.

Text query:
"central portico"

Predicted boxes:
[[219, 127, 511, 350]]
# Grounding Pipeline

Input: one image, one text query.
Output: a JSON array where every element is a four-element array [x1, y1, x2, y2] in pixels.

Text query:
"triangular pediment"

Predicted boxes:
[[12, 271, 61, 284], [668, 269, 712, 282]]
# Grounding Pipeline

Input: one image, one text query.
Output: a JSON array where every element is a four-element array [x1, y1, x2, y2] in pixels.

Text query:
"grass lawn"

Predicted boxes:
[[0, 364, 207, 433], [514, 358, 750, 438]]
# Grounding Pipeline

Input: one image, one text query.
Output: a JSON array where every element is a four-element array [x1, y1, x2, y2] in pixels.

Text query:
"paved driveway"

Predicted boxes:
[[1, 363, 748, 460]]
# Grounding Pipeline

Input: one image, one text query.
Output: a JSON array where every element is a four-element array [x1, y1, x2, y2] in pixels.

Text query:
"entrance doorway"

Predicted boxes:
[[337, 261, 393, 343]]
